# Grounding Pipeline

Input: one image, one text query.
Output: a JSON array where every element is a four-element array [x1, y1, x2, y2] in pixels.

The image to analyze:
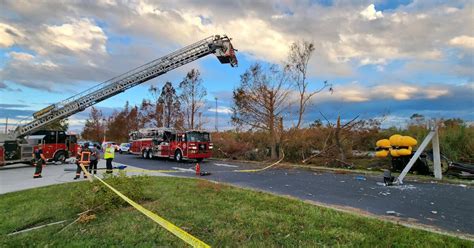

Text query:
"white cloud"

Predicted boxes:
[[449, 35, 474, 49], [0, 22, 23, 48], [0, 0, 473, 91], [39, 18, 107, 55], [313, 82, 452, 103], [208, 106, 232, 114], [360, 4, 383, 21], [9, 51, 34, 61]]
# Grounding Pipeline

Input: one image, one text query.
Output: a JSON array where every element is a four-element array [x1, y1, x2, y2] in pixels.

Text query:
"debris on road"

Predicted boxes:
[[458, 184, 467, 188], [355, 176, 367, 181], [431, 211, 438, 214], [386, 211, 400, 216], [390, 184, 417, 191]]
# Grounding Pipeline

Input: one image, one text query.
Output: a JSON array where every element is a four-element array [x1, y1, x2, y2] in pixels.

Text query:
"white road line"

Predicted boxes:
[[214, 163, 239, 168], [171, 167, 195, 172]]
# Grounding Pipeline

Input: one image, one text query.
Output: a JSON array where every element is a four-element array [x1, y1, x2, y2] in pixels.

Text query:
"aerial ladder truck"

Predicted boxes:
[[0, 35, 237, 166]]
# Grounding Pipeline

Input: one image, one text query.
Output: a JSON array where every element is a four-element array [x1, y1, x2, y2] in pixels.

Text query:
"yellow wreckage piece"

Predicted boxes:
[[375, 150, 389, 158], [400, 136, 417, 147], [376, 135, 417, 157], [376, 139, 391, 148], [389, 134, 403, 147]]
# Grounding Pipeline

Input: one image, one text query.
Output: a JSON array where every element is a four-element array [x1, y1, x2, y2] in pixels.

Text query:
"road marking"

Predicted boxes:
[[214, 163, 238, 168], [172, 167, 195, 172]]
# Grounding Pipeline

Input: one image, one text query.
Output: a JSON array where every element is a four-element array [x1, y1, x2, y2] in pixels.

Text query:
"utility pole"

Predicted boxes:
[[215, 97, 218, 132], [198, 112, 202, 130], [102, 118, 106, 144], [4, 117, 8, 134]]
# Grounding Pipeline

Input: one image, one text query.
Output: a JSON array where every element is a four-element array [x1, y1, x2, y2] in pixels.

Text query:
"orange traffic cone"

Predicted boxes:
[[195, 163, 201, 176]]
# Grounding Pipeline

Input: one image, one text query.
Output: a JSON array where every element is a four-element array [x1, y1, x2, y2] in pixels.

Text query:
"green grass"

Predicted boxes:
[[0, 176, 472, 247]]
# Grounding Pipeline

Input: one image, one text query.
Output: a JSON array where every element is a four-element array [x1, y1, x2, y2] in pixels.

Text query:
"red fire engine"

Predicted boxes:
[[129, 128, 213, 162], [0, 130, 78, 165], [28, 130, 79, 162]]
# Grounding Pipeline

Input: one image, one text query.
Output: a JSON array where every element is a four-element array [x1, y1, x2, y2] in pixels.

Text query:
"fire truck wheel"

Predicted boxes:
[[147, 151, 153, 159], [175, 150, 182, 162], [54, 151, 67, 163], [142, 150, 147, 159]]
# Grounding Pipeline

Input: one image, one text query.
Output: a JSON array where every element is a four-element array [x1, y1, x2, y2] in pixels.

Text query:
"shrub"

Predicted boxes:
[[73, 173, 149, 213]]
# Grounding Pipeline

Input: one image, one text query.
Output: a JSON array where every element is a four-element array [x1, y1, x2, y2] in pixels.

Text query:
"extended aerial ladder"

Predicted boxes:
[[16, 35, 237, 137]]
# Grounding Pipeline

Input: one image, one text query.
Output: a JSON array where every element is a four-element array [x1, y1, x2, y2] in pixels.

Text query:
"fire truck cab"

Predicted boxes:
[[27, 130, 78, 163], [130, 128, 213, 162], [0, 130, 78, 166], [171, 130, 213, 162]]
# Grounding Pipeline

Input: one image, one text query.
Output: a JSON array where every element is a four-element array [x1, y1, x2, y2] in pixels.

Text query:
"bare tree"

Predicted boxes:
[[158, 82, 181, 128], [179, 69, 207, 130], [232, 63, 290, 159], [139, 85, 164, 128], [287, 41, 332, 129]]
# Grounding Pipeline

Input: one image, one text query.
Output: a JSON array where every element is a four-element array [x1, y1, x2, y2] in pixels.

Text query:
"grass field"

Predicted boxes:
[[0, 176, 472, 247]]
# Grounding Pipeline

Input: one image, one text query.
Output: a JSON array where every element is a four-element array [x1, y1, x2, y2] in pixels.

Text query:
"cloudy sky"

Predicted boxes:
[[0, 0, 473, 132]]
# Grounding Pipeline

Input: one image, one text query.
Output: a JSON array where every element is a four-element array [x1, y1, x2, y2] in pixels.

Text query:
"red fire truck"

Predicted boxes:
[[129, 128, 213, 162], [0, 130, 78, 166]]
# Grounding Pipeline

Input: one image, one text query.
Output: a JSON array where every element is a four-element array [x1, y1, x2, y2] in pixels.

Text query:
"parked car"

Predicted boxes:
[[119, 143, 131, 154], [102, 141, 119, 151]]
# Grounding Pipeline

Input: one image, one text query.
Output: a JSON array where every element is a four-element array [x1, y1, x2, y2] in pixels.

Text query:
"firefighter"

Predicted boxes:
[[104, 143, 115, 174], [33, 144, 46, 179], [74, 143, 91, 180], [88, 144, 100, 175]]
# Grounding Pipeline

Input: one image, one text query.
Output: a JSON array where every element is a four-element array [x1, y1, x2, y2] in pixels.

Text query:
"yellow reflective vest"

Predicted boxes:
[[104, 147, 115, 159]]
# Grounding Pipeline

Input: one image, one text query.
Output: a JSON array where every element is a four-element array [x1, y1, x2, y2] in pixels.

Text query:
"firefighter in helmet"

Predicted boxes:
[[33, 144, 47, 179], [74, 143, 91, 180]]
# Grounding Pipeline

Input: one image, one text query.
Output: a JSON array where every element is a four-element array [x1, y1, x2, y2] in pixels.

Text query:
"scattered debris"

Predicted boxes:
[[307, 193, 313, 196], [386, 211, 400, 216], [199, 171, 211, 176], [340, 181, 345, 183], [383, 170, 395, 186], [285, 184, 290, 187], [458, 184, 467, 188], [390, 184, 417, 191], [355, 176, 367, 181], [8, 220, 68, 236], [431, 211, 438, 214], [376, 182, 385, 186], [430, 202, 434, 205]]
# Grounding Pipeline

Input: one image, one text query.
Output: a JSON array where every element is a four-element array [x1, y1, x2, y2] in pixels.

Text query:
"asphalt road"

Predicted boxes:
[[113, 153, 474, 236]]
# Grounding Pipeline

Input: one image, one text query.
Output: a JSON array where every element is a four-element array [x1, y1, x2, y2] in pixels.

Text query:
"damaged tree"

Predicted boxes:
[[179, 69, 207, 130], [158, 82, 183, 129], [286, 41, 332, 129], [232, 63, 289, 159]]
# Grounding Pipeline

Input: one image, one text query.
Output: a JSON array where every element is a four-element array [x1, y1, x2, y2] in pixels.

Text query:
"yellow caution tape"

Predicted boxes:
[[79, 165, 210, 247], [234, 151, 285, 173]]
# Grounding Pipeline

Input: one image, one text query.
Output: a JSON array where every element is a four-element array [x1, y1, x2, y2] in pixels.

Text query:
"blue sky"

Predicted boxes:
[[0, 0, 473, 132]]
